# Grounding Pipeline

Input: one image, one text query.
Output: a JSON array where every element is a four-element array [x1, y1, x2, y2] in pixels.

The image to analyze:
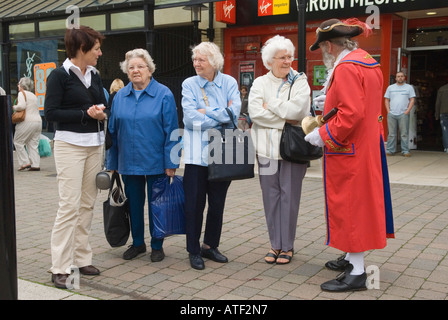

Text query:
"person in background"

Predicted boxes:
[[44, 26, 108, 289], [306, 18, 394, 292], [181, 42, 241, 270], [435, 81, 448, 153], [107, 49, 179, 263], [13, 77, 42, 171], [384, 71, 416, 157], [237, 85, 250, 131], [108, 78, 125, 106], [248, 35, 310, 265]]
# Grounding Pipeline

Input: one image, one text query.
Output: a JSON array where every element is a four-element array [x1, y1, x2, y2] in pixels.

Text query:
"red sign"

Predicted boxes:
[[216, 0, 236, 24], [258, 0, 273, 16]]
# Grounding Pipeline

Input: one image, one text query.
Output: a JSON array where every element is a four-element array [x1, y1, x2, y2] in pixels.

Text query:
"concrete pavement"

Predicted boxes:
[[11, 149, 448, 300]]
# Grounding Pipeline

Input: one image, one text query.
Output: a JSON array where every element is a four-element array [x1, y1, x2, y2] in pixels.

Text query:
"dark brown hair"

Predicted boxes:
[[64, 26, 105, 59]]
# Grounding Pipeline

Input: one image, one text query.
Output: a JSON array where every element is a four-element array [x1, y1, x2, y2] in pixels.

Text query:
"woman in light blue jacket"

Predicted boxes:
[[107, 49, 179, 262], [181, 42, 241, 270]]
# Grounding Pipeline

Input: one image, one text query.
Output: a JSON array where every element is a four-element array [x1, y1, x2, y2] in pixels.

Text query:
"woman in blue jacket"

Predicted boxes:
[[181, 42, 241, 270], [107, 48, 179, 262]]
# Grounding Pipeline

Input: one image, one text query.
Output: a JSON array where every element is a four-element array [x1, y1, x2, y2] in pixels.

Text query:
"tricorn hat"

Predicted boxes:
[[310, 18, 366, 51]]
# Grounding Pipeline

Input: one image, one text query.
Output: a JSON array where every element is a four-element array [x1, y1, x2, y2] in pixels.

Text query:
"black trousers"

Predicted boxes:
[[183, 164, 231, 255]]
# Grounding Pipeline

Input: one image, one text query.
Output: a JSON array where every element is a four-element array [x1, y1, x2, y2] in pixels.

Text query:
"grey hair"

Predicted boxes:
[[191, 42, 224, 71], [120, 48, 156, 73], [261, 35, 295, 70], [328, 37, 358, 51], [18, 77, 34, 91]]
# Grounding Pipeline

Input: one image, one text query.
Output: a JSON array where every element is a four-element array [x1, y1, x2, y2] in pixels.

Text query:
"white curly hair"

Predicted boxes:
[[191, 42, 224, 71], [261, 35, 295, 70]]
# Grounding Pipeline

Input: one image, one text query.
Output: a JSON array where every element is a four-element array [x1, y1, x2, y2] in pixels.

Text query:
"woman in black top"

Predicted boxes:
[[44, 26, 109, 289]]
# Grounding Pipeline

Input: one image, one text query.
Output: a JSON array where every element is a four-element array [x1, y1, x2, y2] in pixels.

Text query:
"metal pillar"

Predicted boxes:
[[0, 95, 18, 300], [296, 0, 308, 73]]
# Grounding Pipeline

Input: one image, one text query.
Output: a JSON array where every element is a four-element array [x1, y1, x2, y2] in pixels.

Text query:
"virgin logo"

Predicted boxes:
[[223, 1, 235, 18], [259, 0, 272, 15]]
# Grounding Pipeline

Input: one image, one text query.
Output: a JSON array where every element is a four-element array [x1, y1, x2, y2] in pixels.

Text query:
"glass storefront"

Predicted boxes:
[[224, 16, 382, 106]]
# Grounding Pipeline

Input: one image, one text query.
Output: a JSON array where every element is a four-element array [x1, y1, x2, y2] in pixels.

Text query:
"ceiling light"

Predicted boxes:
[[426, 12, 437, 15]]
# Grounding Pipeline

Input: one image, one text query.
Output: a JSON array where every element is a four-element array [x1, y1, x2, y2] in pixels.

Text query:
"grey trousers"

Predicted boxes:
[[258, 156, 307, 252]]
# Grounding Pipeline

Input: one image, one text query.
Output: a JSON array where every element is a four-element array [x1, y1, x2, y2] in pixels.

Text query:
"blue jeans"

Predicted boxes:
[[440, 113, 448, 150], [387, 113, 409, 154], [122, 174, 165, 249]]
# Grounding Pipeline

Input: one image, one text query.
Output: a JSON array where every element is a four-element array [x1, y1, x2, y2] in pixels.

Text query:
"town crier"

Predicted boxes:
[[305, 18, 394, 292]]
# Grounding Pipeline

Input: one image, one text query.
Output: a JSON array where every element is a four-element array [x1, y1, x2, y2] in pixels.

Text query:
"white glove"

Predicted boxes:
[[313, 94, 326, 111], [305, 127, 325, 147]]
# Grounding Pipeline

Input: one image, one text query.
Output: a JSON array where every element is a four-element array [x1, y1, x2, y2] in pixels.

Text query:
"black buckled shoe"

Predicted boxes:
[[123, 243, 146, 260], [325, 253, 350, 271], [201, 247, 228, 263], [321, 265, 367, 292]]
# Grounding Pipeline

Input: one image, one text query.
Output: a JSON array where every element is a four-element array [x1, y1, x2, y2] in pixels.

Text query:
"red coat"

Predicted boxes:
[[318, 49, 394, 253]]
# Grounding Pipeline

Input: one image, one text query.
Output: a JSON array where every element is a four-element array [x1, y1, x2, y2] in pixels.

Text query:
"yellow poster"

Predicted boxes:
[[273, 0, 289, 15]]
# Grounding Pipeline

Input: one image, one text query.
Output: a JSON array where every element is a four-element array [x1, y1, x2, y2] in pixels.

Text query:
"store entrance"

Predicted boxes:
[[410, 49, 448, 151]]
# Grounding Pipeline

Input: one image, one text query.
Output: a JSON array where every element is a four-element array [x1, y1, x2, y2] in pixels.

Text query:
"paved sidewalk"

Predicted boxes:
[[11, 150, 448, 300]]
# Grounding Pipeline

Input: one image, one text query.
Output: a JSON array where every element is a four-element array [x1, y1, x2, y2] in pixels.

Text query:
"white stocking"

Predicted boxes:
[[348, 252, 364, 275]]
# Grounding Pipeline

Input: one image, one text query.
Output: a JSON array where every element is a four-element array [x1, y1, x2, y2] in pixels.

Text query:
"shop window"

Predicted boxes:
[[9, 39, 65, 96], [10, 23, 35, 40], [39, 19, 66, 38], [407, 27, 448, 47], [80, 15, 106, 32], [111, 11, 145, 30], [407, 17, 448, 48]]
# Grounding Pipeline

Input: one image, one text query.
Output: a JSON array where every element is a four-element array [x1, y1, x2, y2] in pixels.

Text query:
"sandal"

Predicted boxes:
[[276, 250, 293, 265], [264, 249, 280, 264], [18, 164, 31, 171]]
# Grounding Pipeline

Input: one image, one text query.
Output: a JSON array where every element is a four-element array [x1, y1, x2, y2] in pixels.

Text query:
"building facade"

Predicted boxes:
[[1, 0, 448, 150], [0, 0, 226, 129], [224, 0, 448, 151]]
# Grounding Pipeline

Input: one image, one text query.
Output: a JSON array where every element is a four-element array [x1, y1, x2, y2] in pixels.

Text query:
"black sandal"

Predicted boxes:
[[276, 250, 293, 265], [264, 249, 280, 264]]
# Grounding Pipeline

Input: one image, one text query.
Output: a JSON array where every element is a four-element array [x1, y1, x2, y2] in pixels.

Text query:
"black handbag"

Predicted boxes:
[[103, 172, 130, 247], [205, 98, 255, 181], [279, 76, 323, 164], [280, 124, 323, 164]]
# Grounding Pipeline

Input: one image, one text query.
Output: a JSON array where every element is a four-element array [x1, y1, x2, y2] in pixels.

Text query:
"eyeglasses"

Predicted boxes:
[[128, 65, 148, 71], [273, 55, 294, 62], [192, 58, 208, 64]]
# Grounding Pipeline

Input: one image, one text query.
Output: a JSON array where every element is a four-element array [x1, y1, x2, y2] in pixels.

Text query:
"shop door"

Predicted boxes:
[[409, 49, 448, 151]]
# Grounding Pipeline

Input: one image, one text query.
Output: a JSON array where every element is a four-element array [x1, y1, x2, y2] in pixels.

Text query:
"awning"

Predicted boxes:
[[0, 0, 220, 22]]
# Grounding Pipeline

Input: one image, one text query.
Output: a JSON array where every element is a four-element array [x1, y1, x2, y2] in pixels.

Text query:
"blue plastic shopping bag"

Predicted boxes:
[[151, 175, 185, 239]]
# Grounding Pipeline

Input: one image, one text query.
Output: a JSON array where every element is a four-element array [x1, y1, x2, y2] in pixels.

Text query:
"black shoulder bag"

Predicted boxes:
[[202, 88, 255, 181], [280, 77, 324, 164]]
